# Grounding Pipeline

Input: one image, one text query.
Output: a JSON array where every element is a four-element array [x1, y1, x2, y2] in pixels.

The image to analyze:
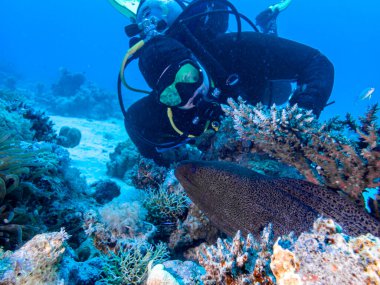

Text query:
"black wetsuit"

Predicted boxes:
[[125, 31, 334, 163]]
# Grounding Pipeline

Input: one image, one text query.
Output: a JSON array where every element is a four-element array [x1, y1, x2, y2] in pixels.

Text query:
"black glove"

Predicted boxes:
[[255, 8, 280, 35], [289, 85, 324, 118]]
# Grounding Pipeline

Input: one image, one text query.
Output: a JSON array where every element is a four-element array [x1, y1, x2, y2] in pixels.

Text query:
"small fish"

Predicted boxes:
[[359, 87, 375, 101]]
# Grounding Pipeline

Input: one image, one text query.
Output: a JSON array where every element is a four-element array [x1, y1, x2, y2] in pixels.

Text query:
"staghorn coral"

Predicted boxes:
[[0, 228, 69, 285], [100, 239, 169, 285], [222, 98, 380, 205], [270, 218, 380, 284], [197, 225, 275, 285]]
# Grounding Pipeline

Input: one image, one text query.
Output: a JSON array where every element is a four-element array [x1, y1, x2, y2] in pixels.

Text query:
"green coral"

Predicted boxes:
[[100, 240, 169, 285], [142, 183, 190, 225], [0, 133, 60, 249]]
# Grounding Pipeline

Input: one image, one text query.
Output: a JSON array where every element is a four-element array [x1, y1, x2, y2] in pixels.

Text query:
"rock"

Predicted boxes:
[[59, 256, 103, 285], [146, 263, 180, 285], [91, 180, 121, 204], [57, 126, 82, 148]]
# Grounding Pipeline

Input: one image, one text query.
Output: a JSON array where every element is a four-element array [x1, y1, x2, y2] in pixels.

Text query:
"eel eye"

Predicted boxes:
[[190, 164, 197, 174]]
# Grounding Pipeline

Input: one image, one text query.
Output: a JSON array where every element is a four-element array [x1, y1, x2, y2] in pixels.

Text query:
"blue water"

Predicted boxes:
[[0, 0, 379, 120]]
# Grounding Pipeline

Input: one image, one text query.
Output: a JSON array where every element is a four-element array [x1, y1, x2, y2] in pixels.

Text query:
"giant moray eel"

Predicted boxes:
[[175, 160, 380, 238]]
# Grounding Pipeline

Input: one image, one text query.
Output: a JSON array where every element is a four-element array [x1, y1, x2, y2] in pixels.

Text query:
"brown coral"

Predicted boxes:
[[222, 98, 380, 205]]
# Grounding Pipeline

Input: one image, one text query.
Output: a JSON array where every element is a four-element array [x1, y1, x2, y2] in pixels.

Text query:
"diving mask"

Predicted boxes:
[[155, 59, 210, 109]]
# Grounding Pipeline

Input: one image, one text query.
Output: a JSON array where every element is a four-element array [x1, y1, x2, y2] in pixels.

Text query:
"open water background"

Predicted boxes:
[[0, 0, 379, 120]]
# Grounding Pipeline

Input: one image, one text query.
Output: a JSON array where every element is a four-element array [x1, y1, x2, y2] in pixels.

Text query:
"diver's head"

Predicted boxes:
[[136, 0, 186, 35], [139, 37, 212, 109]]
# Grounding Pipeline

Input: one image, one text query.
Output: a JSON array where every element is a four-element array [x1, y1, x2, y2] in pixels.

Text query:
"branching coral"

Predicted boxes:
[[197, 225, 275, 285], [100, 239, 169, 285], [270, 218, 380, 284], [142, 176, 190, 225], [222, 98, 380, 205]]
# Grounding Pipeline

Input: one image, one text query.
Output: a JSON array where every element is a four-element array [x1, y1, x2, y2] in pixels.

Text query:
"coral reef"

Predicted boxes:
[[271, 218, 380, 284], [222, 98, 380, 206], [0, 135, 58, 249], [142, 170, 190, 225], [1, 90, 57, 143], [100, 239, 169, 285], [90, 179, 121, 204], [147, 260, 205, 285], [56, 126, 82, 148], [0, 91, 34, 142], [83, 201, 155, 253], [59, 252, 104, 285], [51, 69, 86, 98], [169, 204, 220, 254], [0, 228, 69, 284], [38, 69, 121, 120], [22, 105, 57, 142], [0, 124, 93, 250], [131, 158, 169, 190], [197, 225, 275, 285], [106, 140, 139, 179]]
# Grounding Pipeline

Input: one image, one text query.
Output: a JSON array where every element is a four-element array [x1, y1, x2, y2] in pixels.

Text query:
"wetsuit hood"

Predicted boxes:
[[138, 36, 193, 89]]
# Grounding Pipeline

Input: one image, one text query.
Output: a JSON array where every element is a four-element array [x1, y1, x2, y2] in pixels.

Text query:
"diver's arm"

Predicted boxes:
[[261, 35, 334, 117], [288, 53, 334, 117], [212, 32, 334, 117], [124, 96, 167, 164]]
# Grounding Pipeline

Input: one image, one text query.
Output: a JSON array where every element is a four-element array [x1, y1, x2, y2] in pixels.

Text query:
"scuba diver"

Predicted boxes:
[[110, 0, 335, 165]]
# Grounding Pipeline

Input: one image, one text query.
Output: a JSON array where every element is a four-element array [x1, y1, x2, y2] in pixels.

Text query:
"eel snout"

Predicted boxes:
[[174, 160, 198, 185]]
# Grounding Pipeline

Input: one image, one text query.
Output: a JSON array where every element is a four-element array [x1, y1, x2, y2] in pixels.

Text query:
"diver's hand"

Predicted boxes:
[[255, 8, 280, 34]]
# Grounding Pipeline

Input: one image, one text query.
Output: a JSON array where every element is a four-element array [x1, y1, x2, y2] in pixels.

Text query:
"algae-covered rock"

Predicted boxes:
[[0, 229, 69, 284], [91, 179, 121, 204], [57, 126, 82, 148]]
